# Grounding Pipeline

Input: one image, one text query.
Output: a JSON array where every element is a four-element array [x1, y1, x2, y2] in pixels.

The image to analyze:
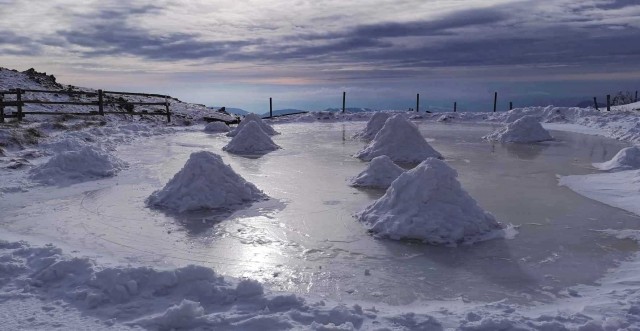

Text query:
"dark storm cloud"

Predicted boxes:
[[55, 3, 254, 61], [25, 0, 640, 74], [0, 31, 42, 56]]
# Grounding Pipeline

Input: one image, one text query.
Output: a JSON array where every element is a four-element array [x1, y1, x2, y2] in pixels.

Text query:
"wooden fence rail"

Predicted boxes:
[[0, 88, 172, 123]]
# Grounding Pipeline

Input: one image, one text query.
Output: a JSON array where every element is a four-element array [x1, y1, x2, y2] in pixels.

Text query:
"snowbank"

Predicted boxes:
[[147, 151, 267, 213], [559, 169, 640, 216], [353, 112, 390, 141], [357, 158, 504, 245], [484, 115, 553, 143], [593, 145, 640, 171], [204, 121, 230, 133], [223, 121, 281, 155], [354, 115, 442, 163], [348, 155, 404, 189], [29, 146, 127, 186], [227, 113, 279, 137]]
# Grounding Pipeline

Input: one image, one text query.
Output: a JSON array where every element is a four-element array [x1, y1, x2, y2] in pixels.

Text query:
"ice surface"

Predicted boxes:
[[354, 114, 442, 162], [204, 121, 230, 133], [223, 121, 281, 155], [348, 155, 404, 189], [484, 115, 553, 143], [29, 146, 126, 186], [352, 111, 390, 141], [147, 151, 267, 212], [357, 158, 504, 245], [227, 113, 279, 137], [593, 145, 640, 171]]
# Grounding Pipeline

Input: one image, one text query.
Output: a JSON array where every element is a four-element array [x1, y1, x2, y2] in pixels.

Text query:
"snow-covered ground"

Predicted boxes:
[[3, 68, 640, 329]]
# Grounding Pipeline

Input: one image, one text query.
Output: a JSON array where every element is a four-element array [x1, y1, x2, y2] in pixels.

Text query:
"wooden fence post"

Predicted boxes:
[[607, 94, 611, 112], [269, 97, 273, 118], [594, 97, 599, 110], [453, 101, 457, 113], [416, 93, 419, 112], [509, 102, 513, 110], [165, 97, 171, 122], [0, 93, 4, 123], [342, 91, 346, 113], [98, 89, 104, 116], [493, 91, 497, 112], [16, 89, 23, 121]]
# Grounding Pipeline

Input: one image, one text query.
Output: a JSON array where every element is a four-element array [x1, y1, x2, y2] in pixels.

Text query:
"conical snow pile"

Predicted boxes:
[[353, 112, 390, 141], [204, 122, 230, 133], [223, 121, 281, 155], [357, 158, 504, 246], [354, 114, 442, 163], [227, 113, 278, 137], [593, 145, 640, 171], [30, 146, 127, 186], [483, 115, 553, 143], [349, 155, 404, 189], [147, 151, 267, 213]]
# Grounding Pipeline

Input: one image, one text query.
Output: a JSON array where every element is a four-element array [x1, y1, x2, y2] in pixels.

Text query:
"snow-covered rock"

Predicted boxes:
[[147, 151, 267, 213], [353, 112, 390, 141], [203, 122, 230, 133], [484, 115, 553, 143], [357, 158, 504, 245], [348, 155, 404, 189], [227, 113, 279, 137], [223, 121, 280, 155], [29, 146, 126, 185], [593, 145, 640, 171], [354, 114, 442, 163]]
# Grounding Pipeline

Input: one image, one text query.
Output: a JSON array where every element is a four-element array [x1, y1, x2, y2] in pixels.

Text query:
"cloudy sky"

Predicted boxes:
[[1, 0, 639, 112]]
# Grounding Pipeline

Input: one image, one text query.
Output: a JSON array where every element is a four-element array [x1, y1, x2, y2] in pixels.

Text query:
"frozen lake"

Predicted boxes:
[[2, 121, 638, 306]]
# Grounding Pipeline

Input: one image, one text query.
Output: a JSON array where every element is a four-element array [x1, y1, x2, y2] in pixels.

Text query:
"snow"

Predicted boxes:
[[354, 114, 442, 163], [146, 151, 267, 213], [357, 158, 505, 245], [559, 169, 640, 216], [203, 121, 230, 133], [352, 111, 390, 141], [348, 155, 404, 189], [484, 115, 553, 143], [227, 113, 279, 137], [593, 145, 640, 171], [223, 121, 281, 155], [29, 146, 127, 186]]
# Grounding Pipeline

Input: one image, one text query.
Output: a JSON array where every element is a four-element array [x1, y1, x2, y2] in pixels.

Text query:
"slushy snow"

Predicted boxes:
[[29, 146, 127, 186], [353, 111, 390, 141], [227, 113, 279, 137], [354, 115, 442, 163], [593, 145, 640, 171], [357, 158, 504, 245], [348, 155, 404, 189], [146, 151, 267, 212], [203, 121, 231, 133], [484, 115, 553, 143], [223, 121, 281, 155]]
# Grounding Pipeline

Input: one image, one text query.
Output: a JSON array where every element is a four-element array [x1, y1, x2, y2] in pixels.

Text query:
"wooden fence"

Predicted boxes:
[[0, 88, 172, 123]]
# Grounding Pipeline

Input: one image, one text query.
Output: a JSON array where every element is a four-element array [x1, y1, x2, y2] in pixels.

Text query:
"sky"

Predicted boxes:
[[0, 0, 639, 112]]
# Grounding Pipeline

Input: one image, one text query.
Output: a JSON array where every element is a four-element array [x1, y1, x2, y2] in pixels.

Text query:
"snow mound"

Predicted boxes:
[[203, 122, 230, 133], [30, 146, 126, 185], [353, 112, 390, 141], [348, 155, 404, 189], [357, 158, 504, 245], [354, 114, 442, 163], [223, 121, 280, 155], [484, 115, 553, 143], [147, 151, 267, 213], [437, 114, 455, 122], [227, 113, 279, 137], [593, 145, 640, 171]]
